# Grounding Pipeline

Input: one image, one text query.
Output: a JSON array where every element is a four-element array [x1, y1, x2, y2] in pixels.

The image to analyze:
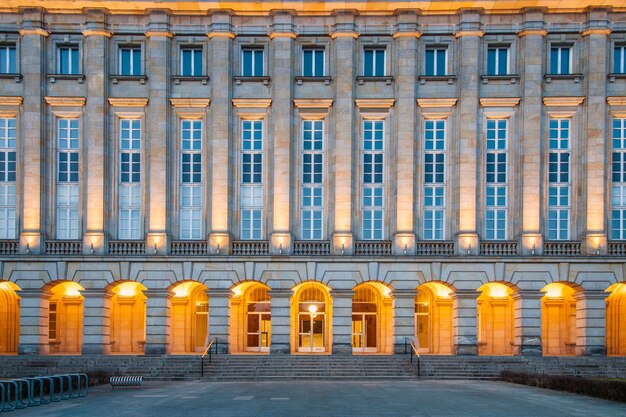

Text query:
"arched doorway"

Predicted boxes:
[[415, 282, 453, 354], [606, 282, 626, 356], [477, 282, 515, 356], [109, 282, 147, 354], [230, 282, 271, 353], [170, 282, 208, 354], [292, 283, 331, 353], [47, 281, 84, 354], [351, 283, 393, 354], [541, 282, 578, 356], [0, 281, 20, 354]]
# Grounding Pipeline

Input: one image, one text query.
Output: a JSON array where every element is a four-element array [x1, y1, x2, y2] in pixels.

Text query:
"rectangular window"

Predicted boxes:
[[0, 45, 16, 74], [0, 118, 16, 239], [180, 120, 203, 240], [241, 120, 263, 239], [547, 118, 571, 240], [48, 302, 57, 340], [302, 48, 324, 77], [425, 48, 447, 76], [423, 120, 446, 239], [181, 48, 203, 76], [485, 119, 508, 240], [363, 48, 385, 77], [362, 120, 384, 240], [612, 118, 626, 240], [614, 45, 626, 74], [301, 120, 324, 240], [56, 119, 80, 239], [119, 119, 142, 240], [119, 46, 141, 76], [242, 48, 263, 77], [57, 45, 79, 75], [362, 187, 384, 240], [550, 46, 571, 75], [487, 46, 509, 75]]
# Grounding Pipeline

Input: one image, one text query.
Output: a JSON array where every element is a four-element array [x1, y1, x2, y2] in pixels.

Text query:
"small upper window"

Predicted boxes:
[[57, 45, 79, 75], [242, 48, 263, 77], [425, 47, 447, 76], [0, 45, 16, 74], [615, 45, 626, 74], [181, 48, 203, 76], [302, 48, 324, 77], [363, 48, 385, 77], [550, 46, 571, 75], [487, 46, 509, 76], [119, 46, 142, 76]]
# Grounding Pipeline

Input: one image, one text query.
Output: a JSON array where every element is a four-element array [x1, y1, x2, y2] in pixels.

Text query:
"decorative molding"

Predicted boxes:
[[207, 31, 236, 39], [145, 31, 173, 38], [108, 98, 149, 107], [293, 99, 333, 109], [480, 97, 521, 107], [232, 98, 272, 108], [0, 96, 23, 106], [355, 99, 395, 109], [543, 96, 585, 107], [18, 28, 49, 37], [607, 96, 626, 106], [170, 98, 211, 108], [268, 32, 297, 39], [44, 96, 86, 107], [517, 29, 548, 37], [330, 32, 359, 39], [581, 28, 611, 36], [392, 31, 421, 39], [454, 30, 485, 38], [417, 98, 458, 108], [82, 29, 112, 37]]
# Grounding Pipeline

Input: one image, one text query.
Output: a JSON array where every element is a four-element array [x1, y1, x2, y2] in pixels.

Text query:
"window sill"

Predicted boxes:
[[544, 73, 583, 83], [608, 73, 626, 82], [110, 75, 148, 84], [356, 76, 394, 85], [47, 74, 85, 83], [481, 74, 520, 84], [418, 75, 456, 84], [234, 76, 271, 85], [0, 73, 22, 83], [295, 76, 332, 85], [172, 75, 210, 85]]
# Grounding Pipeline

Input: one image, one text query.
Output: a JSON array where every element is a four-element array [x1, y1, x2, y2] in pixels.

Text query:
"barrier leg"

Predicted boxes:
[[0, 382, 5, 412], [39, 377, 53, 405], [77, 374, 89, 397], [27, 377, 43, 406], [13, 379, 30, 409]]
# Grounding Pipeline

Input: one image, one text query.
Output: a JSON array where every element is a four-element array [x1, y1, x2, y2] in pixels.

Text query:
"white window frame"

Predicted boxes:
[[550, 45, 573, 75], [423, 119, 446, 240], [547, 118, 571, 241], [118, 118, 142, 240], [179, 119, 203, 240], [240, 119, 264, 240], [614, 44, 626, 74], [56, 118, 80, 240], [302, 47, 325, 77], [484, 118, 508, 240], [180, 47, 203, 76], [241, 48, 264, 77], [487, 46, 510, 76], [361, 119, 385, 240], [363, 47, 386, 77], [425, 47, 447, 76], [0, 117, 17, 239], [56, 44, 79, 75], [612, 118, 626, 240], [0, 44, 16, 74], [118, 45, 142, 76], [301, 120, 324, 240]]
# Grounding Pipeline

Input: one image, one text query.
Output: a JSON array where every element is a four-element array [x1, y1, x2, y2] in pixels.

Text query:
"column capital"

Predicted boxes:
[[576, 290, 609, 301], [207, 288, 232, 298], [19, 28, 49, 37], [391, 289, 417, 299], [330, 289, 354, 298], [144, 289, 172, 298], [512, 289, 544, 300], [269, 288, 292, 298], [452, 289, 478, 299]]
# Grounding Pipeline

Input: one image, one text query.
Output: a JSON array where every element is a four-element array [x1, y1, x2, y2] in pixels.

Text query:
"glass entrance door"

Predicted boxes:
[[194, 301, 208, 352], [298, 312, 325, 352], [352, 313, 377, 353], [246, 300, 271, 352]]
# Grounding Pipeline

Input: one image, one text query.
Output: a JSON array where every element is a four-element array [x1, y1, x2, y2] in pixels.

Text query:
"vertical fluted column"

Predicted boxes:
[[82, 289, 111, 354], [512, 290, 543, 356], [393, 289, 416, 353], [269, 289, 291, 353], [17, 289, 48, 355], [331, 289, 353, 354], [576, 290, 608, 356], [453, 289, 478, 355], [208, 288, 230, 353]]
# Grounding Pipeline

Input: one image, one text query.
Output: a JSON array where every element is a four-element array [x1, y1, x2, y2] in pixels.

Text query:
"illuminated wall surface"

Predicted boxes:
[[0, 0, 625, 356]]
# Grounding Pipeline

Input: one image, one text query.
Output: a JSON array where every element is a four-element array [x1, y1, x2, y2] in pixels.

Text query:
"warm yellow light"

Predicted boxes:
[[429, 282, 452, 299], [543, 283, 563, 298], [308, 304, 318, 314], [172, 282, 193, 298], [0, 281, 20, 292], [232, 286, 242, 298], [64, 286, 81, 297], [487, 283, 509, 298], [117, 282, 139, 297]]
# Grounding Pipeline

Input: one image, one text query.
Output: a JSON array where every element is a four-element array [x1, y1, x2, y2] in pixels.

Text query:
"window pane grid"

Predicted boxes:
[[612, 118, 626, 239], [615, 45, 626, 74], [423, 119, 446, 239], [179, 120, 203, 240], [242, 49, 263, 77], [0, 45, 16, 74], [303, 48, 324, 77], [119, 47, 141, 76], [487, 46, 509, 75], [547, 118, 571, 240], [362, 187, 384, 240], [364, 48, 385, 77], [550, 46, 571, 75], [362, 121, 384, 240], [301, 121, 324, 240], [425, 48, 446, 76], [181, 48, 203, 76], [119, 120, 142, 239], [241, 120, 263, 239], [0, 117, 16, 239], [58, 46, 79, 75]]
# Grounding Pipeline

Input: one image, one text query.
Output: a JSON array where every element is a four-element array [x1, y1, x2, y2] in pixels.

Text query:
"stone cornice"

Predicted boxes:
[[18, 28, 48, 37], [543, 96, 585, 107], [330, 32, 359, 39], [454, 30, 484, 38], [82, 29, 111, 37], [607, 96, 626, 106], [392, 31, 421, 39], [480, 97, 521, 107], [232, 98, 272, 108], [355, 99, 395, 109], [145, 31, 173, 38], [169, 98, 211, 108], [293, 99, 334, 109], [0, 96, 23, 106], [44, 96, 86, 107], [417, 98, 458, 108], [268, 32, 297, 39], [108, 98, 149, 107], [517, 29, 548, 37], [581, 28, 611, 36], [207, 31, 236, 39]]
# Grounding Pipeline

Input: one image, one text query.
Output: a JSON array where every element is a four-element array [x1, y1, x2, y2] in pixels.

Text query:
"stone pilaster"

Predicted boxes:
[[208, 13, 233, 254], [575, 290, 608, 356], [453, 289, 478, 355], [144, 289, 170, 354], [82, 289, 111, 354], [17, 289, 48, 355], [269, 288, 291, 353], [393, 289, 416, 353], [513, 290, 543, 356], [145, 12, 170, 254], [82, 12, 109, 255], [330, 289, 353, 354], [208, 288, 230, 353]]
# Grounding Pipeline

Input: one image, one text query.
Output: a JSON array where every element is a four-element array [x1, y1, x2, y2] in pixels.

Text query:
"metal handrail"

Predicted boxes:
[[200, 337, 217, 377], [404, 337, 421, 377]]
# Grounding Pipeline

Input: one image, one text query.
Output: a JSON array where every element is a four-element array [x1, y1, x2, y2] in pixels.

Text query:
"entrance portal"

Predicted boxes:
[[352, 287, 378, 353], [297, 286, 326, 352], [246, 286, 271, 352]]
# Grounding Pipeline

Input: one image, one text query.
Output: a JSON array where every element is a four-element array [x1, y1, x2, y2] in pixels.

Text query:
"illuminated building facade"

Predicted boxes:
[[0, 0, 626, 358]]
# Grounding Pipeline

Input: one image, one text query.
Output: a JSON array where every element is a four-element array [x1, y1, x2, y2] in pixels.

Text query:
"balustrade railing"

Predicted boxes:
[[479, 241, 518, 256], [231, 240, 269, 256], [544, 241, 581, 256], [415, 241, 454, 256], [108, 240, 145, 255], [0, 240, 19, 255], [354, 240, 392, 256], [608, 242, 626, 256], [45, 240, 82, 255], [293, 240, 331, 256], [170, 241, 208, 256]]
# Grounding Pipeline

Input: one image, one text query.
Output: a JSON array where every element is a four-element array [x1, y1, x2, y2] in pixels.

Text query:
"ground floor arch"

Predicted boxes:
[[477, 282, 515, 356], [46, 281, 84, 354], [541, 282, 579, 356], [351, 283, 393, 354], [291, 282, 332, 353], [0, 281, 20, 354], [230, 282, 271, 353], [415, 282, 453, 354], [607, 282, 626, 356], [109, 282, 147, 354], [170, 281, 208, 354]]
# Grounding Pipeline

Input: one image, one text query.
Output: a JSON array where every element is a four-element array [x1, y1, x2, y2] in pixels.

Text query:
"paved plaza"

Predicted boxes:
[[12, 379, 626, 417]]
